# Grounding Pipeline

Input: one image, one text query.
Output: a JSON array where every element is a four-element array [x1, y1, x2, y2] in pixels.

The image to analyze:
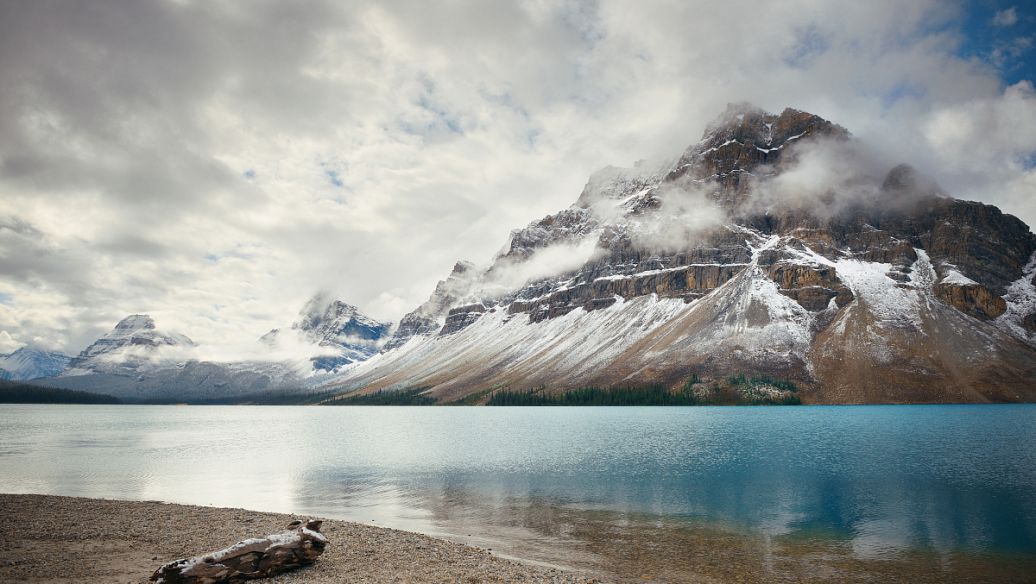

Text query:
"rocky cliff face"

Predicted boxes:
[[384, 261, 478, 349], [327, 104, 1036, 404]]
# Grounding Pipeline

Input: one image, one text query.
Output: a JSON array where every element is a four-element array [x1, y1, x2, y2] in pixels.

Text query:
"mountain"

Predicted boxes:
[[0, 348, 71, 381], [43, 299, 390, 402], [49, 314, 301, 402], [326, 104, 1036, 404], [65, 314, 195, 375], [385, 261, 478, 349], [261, 293, 392, 372]]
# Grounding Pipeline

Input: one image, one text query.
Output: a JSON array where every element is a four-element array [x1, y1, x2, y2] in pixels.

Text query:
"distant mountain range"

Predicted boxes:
[[15, 104, 1036, 404], [36, 295, 391, 401]]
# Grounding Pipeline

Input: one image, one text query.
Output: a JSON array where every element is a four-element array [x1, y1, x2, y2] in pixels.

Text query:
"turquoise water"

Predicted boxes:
[[0, 404, 1034, 568]]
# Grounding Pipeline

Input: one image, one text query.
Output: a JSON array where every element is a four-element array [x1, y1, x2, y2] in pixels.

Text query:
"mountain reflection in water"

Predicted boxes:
[[0, 404, 1033, 582]]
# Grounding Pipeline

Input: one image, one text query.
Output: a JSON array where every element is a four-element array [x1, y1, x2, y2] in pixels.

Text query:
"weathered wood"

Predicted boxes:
[[150, 519, 328, 583]]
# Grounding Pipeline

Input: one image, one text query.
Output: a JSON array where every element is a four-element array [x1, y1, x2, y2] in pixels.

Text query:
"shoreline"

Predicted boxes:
[[0, 494, 602, 583], [3, 494, 1036, 583]]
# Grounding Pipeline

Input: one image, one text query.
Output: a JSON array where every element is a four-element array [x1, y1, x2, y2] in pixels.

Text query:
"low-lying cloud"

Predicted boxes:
[[480, 237, 604, 298], [622, 182, 729, 251]]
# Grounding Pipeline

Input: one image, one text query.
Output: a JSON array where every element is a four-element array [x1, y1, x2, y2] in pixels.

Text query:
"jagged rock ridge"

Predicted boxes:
[[328, 104, 1036, 404]]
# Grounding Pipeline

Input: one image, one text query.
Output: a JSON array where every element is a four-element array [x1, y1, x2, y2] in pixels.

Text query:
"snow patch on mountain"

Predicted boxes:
[[833, 259, 921, 327], [996, 252, 1036, 346], [348, 291, 694, 396], [938, 264, 979, 286]]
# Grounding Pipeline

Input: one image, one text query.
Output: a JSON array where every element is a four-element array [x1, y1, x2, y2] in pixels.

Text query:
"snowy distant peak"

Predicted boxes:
[[291, 294, 390, 347], [68, 314, 194, 372], [297, 293, 357, 332], [111, 314, 156, 334], [91, 314, 193, 349], [259, 294, 391, 373], [0, 347, 71, 380]]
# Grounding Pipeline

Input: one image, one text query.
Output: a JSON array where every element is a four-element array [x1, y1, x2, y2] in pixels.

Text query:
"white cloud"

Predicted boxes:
[[0, 0, 1033, 355], [481, 238, 604, 297], [921, 81, 1036, 209], [0, 331, 24, 354], [992, 7, 1018, 27]]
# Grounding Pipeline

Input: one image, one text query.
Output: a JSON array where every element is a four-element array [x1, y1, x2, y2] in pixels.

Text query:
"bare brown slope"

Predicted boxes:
[[811, 294, 1036, 404]]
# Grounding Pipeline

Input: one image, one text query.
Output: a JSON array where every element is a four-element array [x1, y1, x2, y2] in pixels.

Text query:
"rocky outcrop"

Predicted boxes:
[[441, 303, 487, 334], [496, 208, 597, 261], [384, 261, 479, 349], [506, 262, 750, 324], [933, 283, 1007, 320], [763, 263, 853, 311]]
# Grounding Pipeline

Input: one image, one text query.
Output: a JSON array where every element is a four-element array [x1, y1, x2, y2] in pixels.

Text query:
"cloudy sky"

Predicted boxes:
[[1, 0, 1034, 355]]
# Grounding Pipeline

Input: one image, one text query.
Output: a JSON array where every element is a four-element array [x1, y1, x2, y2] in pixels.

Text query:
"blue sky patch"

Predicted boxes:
[[957, 1, 1035, 85], [325, 169, 344, 188], [882, 83, 928, 108], [783, 25, 831, 69]]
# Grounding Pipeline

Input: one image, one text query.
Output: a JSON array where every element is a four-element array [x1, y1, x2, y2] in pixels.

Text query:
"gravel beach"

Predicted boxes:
[[0, 494, 603, 584]]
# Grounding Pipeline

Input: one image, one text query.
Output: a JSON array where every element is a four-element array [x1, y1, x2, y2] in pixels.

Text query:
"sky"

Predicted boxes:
[[0, 0, 1035, 356]]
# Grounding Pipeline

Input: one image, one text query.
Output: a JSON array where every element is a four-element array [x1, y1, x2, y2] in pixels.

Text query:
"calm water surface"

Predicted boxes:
[[0, 404, 1034, 578]]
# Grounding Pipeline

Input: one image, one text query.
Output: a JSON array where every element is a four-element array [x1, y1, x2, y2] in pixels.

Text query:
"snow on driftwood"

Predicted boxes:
[[150, 519, 328, 583]]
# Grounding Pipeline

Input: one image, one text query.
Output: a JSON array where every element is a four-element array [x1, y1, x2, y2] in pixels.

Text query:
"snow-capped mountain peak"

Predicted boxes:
[[262, 294, 392, 372], [0, 347, 71, 381], [67, 314, 194, 373]]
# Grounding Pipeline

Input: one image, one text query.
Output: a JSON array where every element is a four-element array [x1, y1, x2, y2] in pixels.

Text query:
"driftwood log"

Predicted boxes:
[[150, 519, 328, 583]]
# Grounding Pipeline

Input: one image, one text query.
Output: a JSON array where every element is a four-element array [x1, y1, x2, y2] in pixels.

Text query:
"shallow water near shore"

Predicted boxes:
[[1, 404, 1034, 581]]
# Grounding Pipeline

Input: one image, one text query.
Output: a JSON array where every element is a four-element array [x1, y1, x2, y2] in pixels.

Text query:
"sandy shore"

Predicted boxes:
[[0, 494, 602, 584], [4, 494, 1035, 583]]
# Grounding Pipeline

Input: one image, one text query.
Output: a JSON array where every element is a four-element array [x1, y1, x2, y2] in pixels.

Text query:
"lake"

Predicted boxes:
[[0, 404, 1034, 582]]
